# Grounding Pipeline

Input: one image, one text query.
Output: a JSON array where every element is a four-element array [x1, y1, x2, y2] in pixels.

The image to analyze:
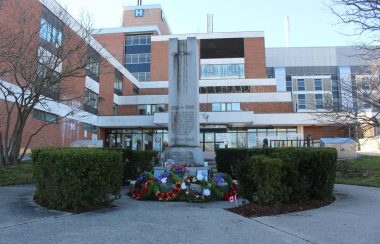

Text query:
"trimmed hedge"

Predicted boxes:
[[110, 149, 156, 183], [238, 156, 290, 205], [217, 147, 338, 203], [32, 148, 123, 212]]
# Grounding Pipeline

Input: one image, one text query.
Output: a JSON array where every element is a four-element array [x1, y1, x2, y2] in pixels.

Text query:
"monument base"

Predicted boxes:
[[164, 147, 204, 166]]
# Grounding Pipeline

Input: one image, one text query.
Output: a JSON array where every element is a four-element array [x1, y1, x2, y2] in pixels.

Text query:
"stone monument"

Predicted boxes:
[[164, 37, 204, 166]]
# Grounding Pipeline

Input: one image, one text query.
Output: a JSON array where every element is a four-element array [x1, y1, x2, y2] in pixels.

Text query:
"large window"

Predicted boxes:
[[84, 88, 98, 114], [33, 109, 57, 123], [297, 79, 305, 91], [314, 79, 323, 91], [114, 70, 123, 95], [125, 35, 151, 46], [211, 103, 240, 112], [83, 123, 97, 132], [286, 75, 292, 92], [297, 94, 306, 110], [315, 94, 324, 109], [331, 74, 340, 110], [201, 64, 244, 78], [125, 53, 151, 64], [86, 56, 100, 79], [40, 18, 62, 49], [199, 86, 250, 94], [138, 104, 165, 115], [132, 72, 150, 82]]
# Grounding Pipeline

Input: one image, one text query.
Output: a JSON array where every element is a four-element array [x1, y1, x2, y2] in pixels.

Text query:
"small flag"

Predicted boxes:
[[228, 195, 237, 205]]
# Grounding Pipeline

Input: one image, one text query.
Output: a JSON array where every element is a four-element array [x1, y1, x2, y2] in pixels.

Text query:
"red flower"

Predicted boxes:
[[172, 189, 178, 194], [176, 183, 181, 189], [157, 192, 162, 198]]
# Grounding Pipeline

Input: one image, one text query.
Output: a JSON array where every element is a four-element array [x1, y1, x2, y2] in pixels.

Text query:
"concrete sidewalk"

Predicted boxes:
[[0, 184, 379, 243]]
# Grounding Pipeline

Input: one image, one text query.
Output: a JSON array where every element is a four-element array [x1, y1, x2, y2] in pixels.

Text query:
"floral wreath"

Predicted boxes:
[[154, 172, 183, 201], [182, 175, 212, 202], [211, 173, 238, 200], [132, 172, 156, 200]]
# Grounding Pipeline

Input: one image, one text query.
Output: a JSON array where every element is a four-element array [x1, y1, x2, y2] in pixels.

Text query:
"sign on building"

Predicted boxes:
[[135, 9, 144, 17]]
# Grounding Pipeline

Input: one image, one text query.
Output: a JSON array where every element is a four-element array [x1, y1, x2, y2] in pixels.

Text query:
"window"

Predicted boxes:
[[212, 103, 221, 112], [114, 70, 123, 95], [297, 79, 305, 91], [297, 94, 306, 110], [84, 88, 98, 114], [286, 75, 292, 92], [201, 64, 244, 78], [83, 123, 97, 133], [331, 77, 340, 110], [138, 104, 165, 115], [33, 109, 57, 123], [40, 18, 62, 48], [199, 86, 250, 94], [125, 53, 151, 64], [86, 56, 100, 78], [132, 72, 150, 82], [211, 103, 240, 112], [125, 35, 151, 46], [314, 79, 323, 91], [315, 94, 324, 109]]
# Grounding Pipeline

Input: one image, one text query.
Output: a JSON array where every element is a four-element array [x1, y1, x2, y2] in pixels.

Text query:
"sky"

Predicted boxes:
[[56, 0, 361, 48]]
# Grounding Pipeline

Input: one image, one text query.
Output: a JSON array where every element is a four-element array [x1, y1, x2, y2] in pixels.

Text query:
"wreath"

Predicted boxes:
[[211, 173, 238, 200], [154, 172, 183, 201], [182, 176, 212, 202], [131, 172, 156, 200], [184, 184, 212, 202]]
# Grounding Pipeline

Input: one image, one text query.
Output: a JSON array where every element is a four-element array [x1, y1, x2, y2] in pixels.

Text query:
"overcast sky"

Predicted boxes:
[[56, 0, 360, 48]]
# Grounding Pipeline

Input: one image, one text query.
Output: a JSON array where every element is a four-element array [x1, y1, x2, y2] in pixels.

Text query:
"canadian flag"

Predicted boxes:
[[228, 195, 237, 203]]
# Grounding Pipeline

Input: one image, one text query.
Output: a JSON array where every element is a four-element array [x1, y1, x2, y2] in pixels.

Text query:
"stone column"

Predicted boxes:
[[165, 37, 204, 166]]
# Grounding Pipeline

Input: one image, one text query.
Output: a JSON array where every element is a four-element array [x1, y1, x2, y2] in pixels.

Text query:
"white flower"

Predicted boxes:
[[192, 177, 197, 182], [181, 182, 187, 190], [203, 189, 211, 196], [161, 177, 167, 184]]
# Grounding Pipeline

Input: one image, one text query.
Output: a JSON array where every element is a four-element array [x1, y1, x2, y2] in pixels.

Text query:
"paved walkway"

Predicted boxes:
[[0, 184, 379, 244]]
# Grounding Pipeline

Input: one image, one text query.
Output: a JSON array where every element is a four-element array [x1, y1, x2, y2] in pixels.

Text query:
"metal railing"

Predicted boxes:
[[269, 139, 320, 148]]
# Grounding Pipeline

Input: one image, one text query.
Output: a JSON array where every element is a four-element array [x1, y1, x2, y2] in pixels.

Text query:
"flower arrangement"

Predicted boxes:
[[155, 181, 182, 201], [132, 172, 157, 200], [154, 171, 183, 201], [184, 184, 212, 202], [130, 168, 237, 202], [171, 164, 187, 174], [211, 173, 238, 200]]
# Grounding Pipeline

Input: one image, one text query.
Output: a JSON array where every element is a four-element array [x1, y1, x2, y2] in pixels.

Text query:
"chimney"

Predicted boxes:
[[285, 16, 290, 47], [207, 14, 213, 33]]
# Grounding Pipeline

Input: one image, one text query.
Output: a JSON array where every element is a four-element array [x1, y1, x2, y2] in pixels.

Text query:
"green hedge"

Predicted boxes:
[[109, 149, 156, 183], [217, 147, 338, 203], [238, 156, 290, 205], [32, 148, 123, 212]]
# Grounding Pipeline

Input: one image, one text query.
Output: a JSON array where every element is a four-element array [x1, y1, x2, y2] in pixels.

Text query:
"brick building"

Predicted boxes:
[[0, 0, 378, 154]]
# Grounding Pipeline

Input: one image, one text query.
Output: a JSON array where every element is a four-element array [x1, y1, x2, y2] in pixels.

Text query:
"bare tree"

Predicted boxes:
[[314, 65, 380, 148], [0, 0, 102, 165], [330, 0, 380, 58]]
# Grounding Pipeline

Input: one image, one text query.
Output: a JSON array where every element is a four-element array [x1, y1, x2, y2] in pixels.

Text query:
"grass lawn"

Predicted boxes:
[[336, 156, 380, 188], [0, 160, 34, 186]]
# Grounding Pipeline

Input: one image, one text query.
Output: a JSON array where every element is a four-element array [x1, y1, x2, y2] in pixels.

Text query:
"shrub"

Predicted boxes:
[[238, 156, 289, 205], [120, 149, 156, 183], [32, 148, 123, 212], [215, 148, 248, 178], [217, 147, 338, 203]]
